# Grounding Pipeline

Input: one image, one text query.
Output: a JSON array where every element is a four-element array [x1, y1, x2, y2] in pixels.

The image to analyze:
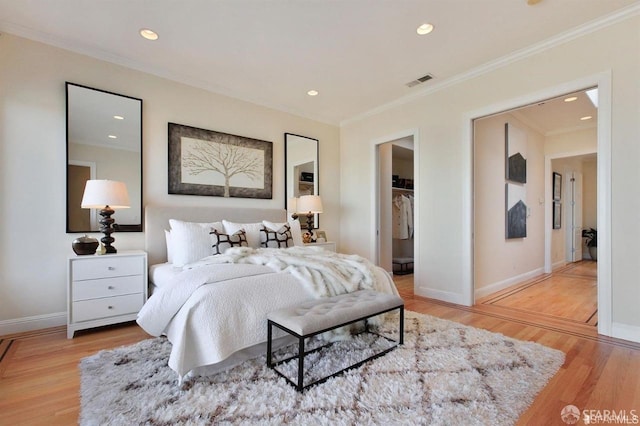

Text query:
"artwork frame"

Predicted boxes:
[[168, 123, 273, 199], [553, 201, 562, 230], [316, 230, 327, 242], [553, 172, 562, 201]]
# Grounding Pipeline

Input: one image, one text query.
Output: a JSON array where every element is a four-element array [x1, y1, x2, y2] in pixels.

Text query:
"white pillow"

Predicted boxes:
[[168, 219, 224, 266], [164, 229, 174, 264], [222, 220, 263, 248], [263, 219, 304, 247]]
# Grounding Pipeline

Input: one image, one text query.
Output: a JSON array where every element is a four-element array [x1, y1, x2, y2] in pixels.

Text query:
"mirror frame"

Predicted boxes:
[[66, 82, 143, 233], [284, 133, 319, 228]]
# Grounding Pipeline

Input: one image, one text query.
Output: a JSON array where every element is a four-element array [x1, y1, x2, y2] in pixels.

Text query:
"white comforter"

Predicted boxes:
[[137, 246, 397, 378]]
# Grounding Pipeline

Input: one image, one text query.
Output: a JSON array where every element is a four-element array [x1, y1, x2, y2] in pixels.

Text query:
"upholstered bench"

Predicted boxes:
[[267, 289, 404, 392]]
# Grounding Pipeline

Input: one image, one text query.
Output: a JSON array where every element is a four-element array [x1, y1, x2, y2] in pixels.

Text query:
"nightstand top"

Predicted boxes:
[[69, 249, 146, 260]]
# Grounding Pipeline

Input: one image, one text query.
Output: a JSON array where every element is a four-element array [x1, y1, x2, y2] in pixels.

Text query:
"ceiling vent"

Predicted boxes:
[[406, 73, 434, 88]]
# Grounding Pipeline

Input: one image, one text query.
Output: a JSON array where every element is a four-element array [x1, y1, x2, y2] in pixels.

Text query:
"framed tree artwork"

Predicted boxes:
[[168, 123, 273, 198]]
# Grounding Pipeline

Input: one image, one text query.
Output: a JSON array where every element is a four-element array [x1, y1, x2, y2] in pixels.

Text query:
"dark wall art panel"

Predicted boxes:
[[506, 182, 527, 239], [505, 122, 527, 184]]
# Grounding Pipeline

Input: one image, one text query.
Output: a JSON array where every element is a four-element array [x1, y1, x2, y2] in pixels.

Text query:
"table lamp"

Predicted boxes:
[[296, 195, 323, 240], [81, 180, 130, 254]]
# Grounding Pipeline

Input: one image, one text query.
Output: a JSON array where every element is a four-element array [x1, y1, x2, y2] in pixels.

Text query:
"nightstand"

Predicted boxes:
[[67, 250, 148, 339], [304, 241, 336, 252]]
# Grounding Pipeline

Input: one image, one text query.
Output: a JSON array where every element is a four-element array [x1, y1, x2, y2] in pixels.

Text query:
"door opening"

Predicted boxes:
[[374, 134, 416, 294], [472, 87, 599, 331]]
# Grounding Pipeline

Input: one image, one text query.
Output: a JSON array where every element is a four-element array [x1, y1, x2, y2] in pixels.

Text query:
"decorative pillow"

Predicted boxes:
[[222, 220, 263, 248], [164, 229, 174, 264], [263, 220, 304, 247], [260, 223, 294, 248], [168, 219, 224, 267], [211, 229, 248, 254]]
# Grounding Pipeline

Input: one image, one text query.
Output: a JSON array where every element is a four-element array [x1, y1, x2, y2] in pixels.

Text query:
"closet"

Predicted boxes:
[[392, 187, 414, 274], [377, 139, 414, 276]]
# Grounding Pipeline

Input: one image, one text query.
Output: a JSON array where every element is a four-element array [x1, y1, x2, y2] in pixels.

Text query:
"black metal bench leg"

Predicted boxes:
[[267, 321, 273, 367], [297, 336, 305, 391], [399, 306, 404, 345]]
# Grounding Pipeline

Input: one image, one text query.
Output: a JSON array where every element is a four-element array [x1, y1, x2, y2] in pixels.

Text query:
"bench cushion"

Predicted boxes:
[[267, 290, 403, 336]]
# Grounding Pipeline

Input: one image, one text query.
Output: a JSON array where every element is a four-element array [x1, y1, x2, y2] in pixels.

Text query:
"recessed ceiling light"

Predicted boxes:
[[108, 135, 118, 139], [416, 23, 434, 35], [580, 116, 592, 121], [113, 115, 124, 120], [139, 28, 159, 41], [307, 90, 318, 96], [564, 96, 578, 102]]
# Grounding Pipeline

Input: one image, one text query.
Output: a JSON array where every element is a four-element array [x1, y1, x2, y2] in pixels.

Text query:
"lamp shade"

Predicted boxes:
[[297, 195, 323, 213], [288, 197, 298, 212], [81, 180, 130, 209]]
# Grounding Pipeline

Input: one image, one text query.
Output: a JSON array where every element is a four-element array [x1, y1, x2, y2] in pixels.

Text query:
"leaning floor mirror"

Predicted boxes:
[[66, 82, 143, 233]]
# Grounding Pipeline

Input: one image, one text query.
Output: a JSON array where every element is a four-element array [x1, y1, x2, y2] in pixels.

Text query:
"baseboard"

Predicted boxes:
[[612, 322, 640, 344], [474, 267, 545, 300], [0, 312, 66, 336], [552, 260, 567, 270], [415, 286, 468, 306]]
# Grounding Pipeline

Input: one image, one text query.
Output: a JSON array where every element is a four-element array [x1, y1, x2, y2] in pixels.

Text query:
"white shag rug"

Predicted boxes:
[[79, 311, 564, 425]]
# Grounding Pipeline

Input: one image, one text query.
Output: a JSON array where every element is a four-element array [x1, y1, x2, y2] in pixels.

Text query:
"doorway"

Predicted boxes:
[[472, 87, 599, 331], [374, 133, 417, 292], [68, 160, 97, 231]]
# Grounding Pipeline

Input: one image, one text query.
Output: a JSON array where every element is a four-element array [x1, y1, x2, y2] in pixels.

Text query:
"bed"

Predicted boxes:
[[137, 204, 398, 381]]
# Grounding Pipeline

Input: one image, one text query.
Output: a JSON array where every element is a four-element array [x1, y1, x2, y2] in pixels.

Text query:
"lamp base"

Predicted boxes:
[[305, 213, 315, 242], [99, 205, 117, 254]]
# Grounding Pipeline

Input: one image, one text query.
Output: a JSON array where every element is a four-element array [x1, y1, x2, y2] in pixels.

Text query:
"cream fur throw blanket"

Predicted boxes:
[[185, 246, 387, 297]]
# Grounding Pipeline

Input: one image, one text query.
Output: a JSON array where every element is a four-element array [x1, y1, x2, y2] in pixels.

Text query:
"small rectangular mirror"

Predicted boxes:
[[66, 83, 143, 233]]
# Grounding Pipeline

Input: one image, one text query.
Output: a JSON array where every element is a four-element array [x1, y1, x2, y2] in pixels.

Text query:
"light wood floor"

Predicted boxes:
[[478, 261, 598, 327], [2, 274, 639, 425]]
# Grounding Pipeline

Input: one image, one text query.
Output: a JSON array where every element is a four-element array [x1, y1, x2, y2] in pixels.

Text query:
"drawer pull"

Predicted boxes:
[[107, 306, 114, 310], [107, 266, 116, 271], [107, 286, 115, 290]]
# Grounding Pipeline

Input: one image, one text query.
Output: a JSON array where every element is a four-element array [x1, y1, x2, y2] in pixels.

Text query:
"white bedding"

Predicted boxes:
[[137, 246, 397, 379], [148, 262, 182, 288]]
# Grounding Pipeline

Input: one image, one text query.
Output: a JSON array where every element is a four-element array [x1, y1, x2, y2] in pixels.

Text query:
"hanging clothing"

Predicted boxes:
[[392, 194, 413, 239]]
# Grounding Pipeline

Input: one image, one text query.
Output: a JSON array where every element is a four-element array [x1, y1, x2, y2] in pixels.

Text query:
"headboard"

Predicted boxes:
[[145, 204, 287, 266]]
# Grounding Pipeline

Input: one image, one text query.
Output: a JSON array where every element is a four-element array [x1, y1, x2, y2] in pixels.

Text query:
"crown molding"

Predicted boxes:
[[341, 3, 640, 127]]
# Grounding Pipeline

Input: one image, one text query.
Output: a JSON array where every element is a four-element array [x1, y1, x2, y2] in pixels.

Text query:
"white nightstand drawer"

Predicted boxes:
[[72, 256, 144, 281], [72, 293, 144, 323], [72, 275, 142, 301]]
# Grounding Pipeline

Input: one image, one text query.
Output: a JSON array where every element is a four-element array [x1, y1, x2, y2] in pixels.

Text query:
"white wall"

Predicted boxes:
[[0, 34, 339, 332], [340, 16, 640, 337], [474, 114, 545, 296]]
